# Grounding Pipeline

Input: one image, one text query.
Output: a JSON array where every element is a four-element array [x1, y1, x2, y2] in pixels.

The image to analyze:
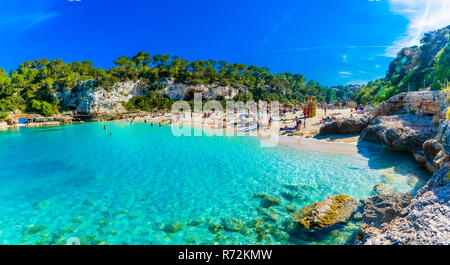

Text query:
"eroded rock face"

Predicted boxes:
[[438, 120, 450, 156], [362, 193, 412, 228], [358, 169, 450, 245], [319, 114, 371, 135], [359, 121, 450, 245], [56, 79, 242, 114], [57, 81, 146, 114], [293, 194, 360, 229], [160, 79, 239, 100], [360, 114, 438, 153], [420, 139, 442, 172], [371, 91, 448, 124]]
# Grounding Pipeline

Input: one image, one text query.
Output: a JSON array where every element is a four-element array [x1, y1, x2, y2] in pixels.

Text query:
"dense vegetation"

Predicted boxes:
[[353, 26, 450, 106], [0, 53, 339, 116]]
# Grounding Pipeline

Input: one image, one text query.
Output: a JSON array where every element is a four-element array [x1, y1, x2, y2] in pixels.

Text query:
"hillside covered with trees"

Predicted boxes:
[[0, 53, 340, 116], [353, 25, 450, 105]]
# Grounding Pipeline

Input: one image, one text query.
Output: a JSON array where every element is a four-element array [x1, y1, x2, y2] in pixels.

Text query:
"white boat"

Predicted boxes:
[[237, 123, 258, 133]]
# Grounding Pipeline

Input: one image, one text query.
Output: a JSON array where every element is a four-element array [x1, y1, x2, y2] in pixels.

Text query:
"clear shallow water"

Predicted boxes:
[[0, 121, 429, 245]]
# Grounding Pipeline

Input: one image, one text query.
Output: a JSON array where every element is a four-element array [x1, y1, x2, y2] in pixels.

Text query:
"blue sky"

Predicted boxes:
[[0, 0, 448, 86]]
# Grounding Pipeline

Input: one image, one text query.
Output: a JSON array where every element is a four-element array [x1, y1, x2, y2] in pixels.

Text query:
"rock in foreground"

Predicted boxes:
[[359, 168, 450, 245], [293, 194, 359, 229]]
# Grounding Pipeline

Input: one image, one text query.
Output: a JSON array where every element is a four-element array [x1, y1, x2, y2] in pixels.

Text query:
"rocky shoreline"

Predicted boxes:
[[316, 90, 449, 245]]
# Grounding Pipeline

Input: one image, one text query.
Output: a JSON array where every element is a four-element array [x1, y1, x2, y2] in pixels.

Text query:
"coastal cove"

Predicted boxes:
[[0, 121, 429, 245]]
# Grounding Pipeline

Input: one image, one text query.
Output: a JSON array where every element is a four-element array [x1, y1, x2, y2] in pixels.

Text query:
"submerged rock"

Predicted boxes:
[[23, 224, 47, 236], [163, 221, 183, 233], [373, 184, 395, 196], [293, 194, 360, 229], [281, 192, 296, 201], [222, 217, 244, 232], [208, 222, 224, 233], [187, 217, 205, 226], [253, 193, 280, 208]]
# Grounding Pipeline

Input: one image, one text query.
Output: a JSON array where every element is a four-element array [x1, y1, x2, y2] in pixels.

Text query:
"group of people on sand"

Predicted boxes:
[[320, 115, 337, 124], [281, 116, 306, 131]]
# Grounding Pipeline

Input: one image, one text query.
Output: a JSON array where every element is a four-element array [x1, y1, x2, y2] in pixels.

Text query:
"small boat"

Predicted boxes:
[[238, 123, 257, 133]]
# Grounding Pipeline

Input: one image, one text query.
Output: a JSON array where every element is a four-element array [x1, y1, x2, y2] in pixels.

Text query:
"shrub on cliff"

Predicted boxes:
[[28, 99, 55, 117]]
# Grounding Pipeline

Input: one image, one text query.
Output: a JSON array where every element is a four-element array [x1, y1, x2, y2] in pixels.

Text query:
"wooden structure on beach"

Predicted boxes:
[[304, 96, 317, 117]]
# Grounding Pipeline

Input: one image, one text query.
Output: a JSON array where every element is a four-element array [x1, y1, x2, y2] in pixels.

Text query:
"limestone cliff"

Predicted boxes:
[[55, 79, 242, 114]]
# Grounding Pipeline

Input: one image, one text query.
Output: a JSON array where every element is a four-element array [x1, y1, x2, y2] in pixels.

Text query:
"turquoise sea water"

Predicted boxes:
[[0, 121, 429, 245]]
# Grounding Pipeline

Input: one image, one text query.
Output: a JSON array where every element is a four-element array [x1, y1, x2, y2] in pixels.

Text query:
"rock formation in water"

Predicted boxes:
[[292, 194, 360, 230]]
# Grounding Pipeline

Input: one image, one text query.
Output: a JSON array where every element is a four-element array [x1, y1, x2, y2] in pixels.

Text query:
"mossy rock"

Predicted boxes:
[[208, 222, 223, 233], [293, 194, 359, 230], [253, 193, 280, 208], [222, 217, 244, 232], [163, 221, 184, 233]]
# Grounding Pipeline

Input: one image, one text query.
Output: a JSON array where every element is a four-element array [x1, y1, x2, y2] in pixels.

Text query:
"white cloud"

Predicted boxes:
[[339, 71, 353, 75], [384, 0, 450, 57]]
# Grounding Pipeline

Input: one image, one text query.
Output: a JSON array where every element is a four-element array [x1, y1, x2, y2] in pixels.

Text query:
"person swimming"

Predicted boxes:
[[104, 125, 107, 130], [110, 132, 112, 136]]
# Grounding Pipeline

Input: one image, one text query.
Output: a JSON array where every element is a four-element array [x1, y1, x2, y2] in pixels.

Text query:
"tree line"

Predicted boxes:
[[0, 52, 341, 116]]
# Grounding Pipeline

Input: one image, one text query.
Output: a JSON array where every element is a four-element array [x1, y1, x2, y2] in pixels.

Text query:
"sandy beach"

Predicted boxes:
[[126, 107, 361, 154]]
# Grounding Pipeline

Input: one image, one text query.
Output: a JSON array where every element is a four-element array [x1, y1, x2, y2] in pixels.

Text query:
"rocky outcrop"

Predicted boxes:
[[293, 194, 360, 229], [420, 139, 443, 172], [319, 90, 448, 137], [371, 91, 448, 124], [358, 120, 450, 245], [159, 79, 239, 100], [358, 169, 450, 245], [57, 81, 146, 114], [360, 114, 438, 153], [360, 193, 412, 228], [319, 114, 370, 135], [56, 79, 242, 115]]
